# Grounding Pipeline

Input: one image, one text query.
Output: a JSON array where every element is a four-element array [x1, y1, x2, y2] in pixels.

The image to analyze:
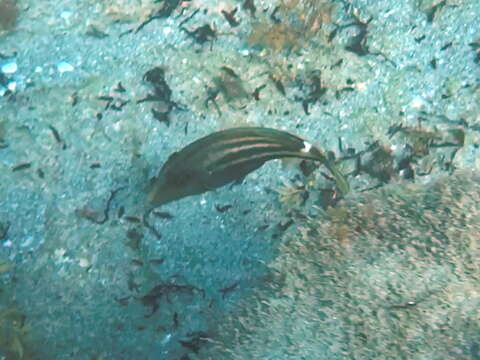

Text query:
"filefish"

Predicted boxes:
[[147, 127, 349, 206]]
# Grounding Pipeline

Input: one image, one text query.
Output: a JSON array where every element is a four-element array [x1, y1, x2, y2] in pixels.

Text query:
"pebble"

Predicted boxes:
[[57, 61, 74, 73], [1, 61, 17, 74]]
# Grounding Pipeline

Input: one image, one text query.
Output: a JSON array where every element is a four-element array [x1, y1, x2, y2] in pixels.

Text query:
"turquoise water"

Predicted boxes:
[[1, 0, 479, 359]]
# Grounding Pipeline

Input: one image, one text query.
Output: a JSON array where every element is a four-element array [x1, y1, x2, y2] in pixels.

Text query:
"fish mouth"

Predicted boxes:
[[147, 186, 176, 206], [147, 176, 203, 206], [146, 176, 171, 206]]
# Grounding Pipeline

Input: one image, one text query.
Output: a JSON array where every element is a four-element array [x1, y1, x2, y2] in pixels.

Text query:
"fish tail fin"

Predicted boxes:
[[325, 161, 350, 195], [309, 145, 350, 195]]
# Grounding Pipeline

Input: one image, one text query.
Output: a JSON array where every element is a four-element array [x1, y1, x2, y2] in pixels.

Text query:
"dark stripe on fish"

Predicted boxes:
[[205, 132, 323, 168]]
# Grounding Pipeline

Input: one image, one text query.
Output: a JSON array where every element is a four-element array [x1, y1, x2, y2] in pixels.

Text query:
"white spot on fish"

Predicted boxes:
[[301, 141, 312, 153]]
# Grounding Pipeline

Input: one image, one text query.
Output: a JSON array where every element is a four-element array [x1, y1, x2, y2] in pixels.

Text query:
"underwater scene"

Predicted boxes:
[[1, 0, 480, 359]]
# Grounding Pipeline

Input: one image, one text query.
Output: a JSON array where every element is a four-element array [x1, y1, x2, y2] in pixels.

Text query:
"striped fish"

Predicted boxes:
[[147, 127, 349, 206]]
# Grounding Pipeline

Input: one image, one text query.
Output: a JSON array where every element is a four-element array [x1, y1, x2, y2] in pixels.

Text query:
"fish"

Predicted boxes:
[[147, 127, 349, 206]]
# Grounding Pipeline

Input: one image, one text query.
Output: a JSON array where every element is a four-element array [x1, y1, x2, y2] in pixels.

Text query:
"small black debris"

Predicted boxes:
[[183, 24, 217, 45], [222, 7, 240, 27]]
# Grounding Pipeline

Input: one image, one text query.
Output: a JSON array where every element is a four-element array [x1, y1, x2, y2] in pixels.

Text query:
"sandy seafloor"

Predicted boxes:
[[0, 0, 479, 359]]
